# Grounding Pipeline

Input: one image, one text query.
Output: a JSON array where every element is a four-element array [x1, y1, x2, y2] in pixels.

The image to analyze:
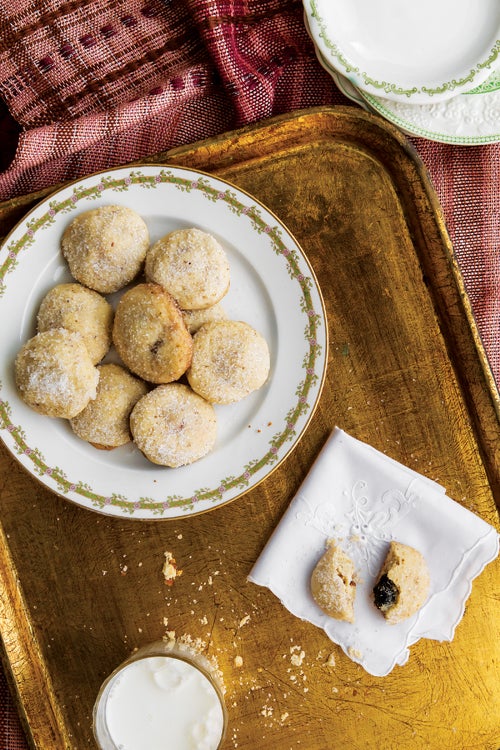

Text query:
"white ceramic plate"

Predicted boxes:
[[304, 0, 500, 104], [358, 70, 500, 145], [316, 40, 500, 145], [0, 166, 328, 519]]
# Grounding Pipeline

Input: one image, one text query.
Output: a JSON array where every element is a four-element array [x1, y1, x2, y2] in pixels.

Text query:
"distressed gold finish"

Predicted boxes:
[[0, 107, 499, 749]]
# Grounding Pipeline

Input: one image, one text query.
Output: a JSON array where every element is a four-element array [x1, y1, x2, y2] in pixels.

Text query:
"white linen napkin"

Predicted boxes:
[[248, 427, 499, 676]]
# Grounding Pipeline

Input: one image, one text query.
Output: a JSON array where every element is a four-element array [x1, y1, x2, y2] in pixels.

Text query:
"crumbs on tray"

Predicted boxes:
[[162, 551, 182, 586]]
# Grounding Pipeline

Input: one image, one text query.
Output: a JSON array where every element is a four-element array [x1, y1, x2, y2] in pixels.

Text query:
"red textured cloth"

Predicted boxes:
[[0, 2, 499, 747]]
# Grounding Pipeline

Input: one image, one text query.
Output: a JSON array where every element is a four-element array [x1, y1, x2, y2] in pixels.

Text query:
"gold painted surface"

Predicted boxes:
[[0, 106, 499, 750]]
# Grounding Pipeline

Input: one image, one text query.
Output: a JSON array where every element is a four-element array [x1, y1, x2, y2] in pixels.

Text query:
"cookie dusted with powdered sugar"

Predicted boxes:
[[310, 541, 357, 623], [37, 282, 113, 365], [70, 363, 147, 449], [187, 320, 270, 404], [182, 302, 227, 334], [145, 227, 230, 310], [373, 541, 430, 624], [112, 283, 193, 384], [130, 383, 217, 467], [61, 205, 149, 293], [14, 329, 99, 419]]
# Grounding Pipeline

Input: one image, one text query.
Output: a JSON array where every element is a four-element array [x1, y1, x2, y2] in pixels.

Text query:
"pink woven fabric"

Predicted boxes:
[[0, 2, 499, 747], [414, 140, 500, 385], [0, 669, 26, 750], [0, 0, 338, 198]]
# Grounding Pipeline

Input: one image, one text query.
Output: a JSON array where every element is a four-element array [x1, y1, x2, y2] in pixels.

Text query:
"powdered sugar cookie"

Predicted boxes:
[[130, 383, 217, 467], [373, 541, 430, 624], [61, 205, 149, 293], [14, 329, 99, 419], [112, 283, 192, 384], [37, 283, 113, 364], [310, 541, 357, 623], [187, 320, 270, 404], [182, 302, 227, 334], [70, 363, 147, 449], [145, 227, 230, 310]]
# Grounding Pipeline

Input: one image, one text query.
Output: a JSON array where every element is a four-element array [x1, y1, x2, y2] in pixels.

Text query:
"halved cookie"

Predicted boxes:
[[310, 541, 356, 623], [373, 541, 430, 624]]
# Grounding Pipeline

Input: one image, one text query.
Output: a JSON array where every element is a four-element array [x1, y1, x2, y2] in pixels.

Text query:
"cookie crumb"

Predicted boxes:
[[162, 551, 182, 585], [234, 655, 243, 668], [290, 648, 305, 667], [347, 646, 363, 660]]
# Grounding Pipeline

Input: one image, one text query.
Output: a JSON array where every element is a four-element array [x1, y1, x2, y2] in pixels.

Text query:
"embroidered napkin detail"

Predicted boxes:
[[248, 427, 499, 676]]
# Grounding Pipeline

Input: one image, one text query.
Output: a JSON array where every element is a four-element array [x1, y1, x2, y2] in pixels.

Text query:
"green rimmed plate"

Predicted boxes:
[[304, 0, 500, 104], [315, 36, 500, 145], [0, 166, 328, 519]]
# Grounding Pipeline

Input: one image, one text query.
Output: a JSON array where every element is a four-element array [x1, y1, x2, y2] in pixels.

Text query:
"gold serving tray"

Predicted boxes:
[[0, 106, 499, 749]]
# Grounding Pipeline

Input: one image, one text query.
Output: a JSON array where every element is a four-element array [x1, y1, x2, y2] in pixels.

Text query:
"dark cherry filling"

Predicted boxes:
[[150, 338, 163, 356], [373, 574, 399, 612]]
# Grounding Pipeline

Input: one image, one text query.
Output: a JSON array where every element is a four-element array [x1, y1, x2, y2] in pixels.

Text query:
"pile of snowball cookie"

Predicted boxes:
[[14, 205, 270, 467]]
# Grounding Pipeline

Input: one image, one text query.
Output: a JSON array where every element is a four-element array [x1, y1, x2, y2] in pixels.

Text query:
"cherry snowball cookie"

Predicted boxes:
[[187, 320, 270, 404], [70, 363, 147, 449], [373, 541, 430, 624], [130, 383, 217, 467], [145, 227, 230, 310], [112, 283, 193, 384], [36, 283, 113, 364], [310, 541, 357, 623], [182, 302, 227, 334], [61, 205, 149, 294], [14, 329, 99, 419]]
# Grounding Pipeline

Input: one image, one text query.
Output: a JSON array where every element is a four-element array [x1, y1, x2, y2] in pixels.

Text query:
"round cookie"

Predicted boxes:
[[145, 227, 230, 310], [14, 329, 99, 419], [373, 541, 430, 624], [61, 205, 149, 293], [130, 383, 217, 467], [70, 363, 147, 449], [182, 302, 227, 334], [37, 283, 113, 364], [112, 282, 192, 384], [310, 541, 356, 623], [187, 320, 270, 404]]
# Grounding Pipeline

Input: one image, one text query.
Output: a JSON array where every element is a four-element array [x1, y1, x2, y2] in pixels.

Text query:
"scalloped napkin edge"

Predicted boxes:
[[248, 427, 499, 676]]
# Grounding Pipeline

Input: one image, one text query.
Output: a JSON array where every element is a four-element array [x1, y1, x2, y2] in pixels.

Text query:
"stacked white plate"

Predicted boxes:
[[304, 0, 500, 144]]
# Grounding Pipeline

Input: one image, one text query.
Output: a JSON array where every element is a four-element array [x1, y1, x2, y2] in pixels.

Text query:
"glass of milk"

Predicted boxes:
[[93, 639, 227, 750]]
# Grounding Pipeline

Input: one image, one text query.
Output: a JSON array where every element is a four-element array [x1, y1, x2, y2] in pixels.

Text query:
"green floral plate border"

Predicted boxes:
[[304, 0, 500, 104], [0, 166, 328, 519], [314, 39, 500, 145]]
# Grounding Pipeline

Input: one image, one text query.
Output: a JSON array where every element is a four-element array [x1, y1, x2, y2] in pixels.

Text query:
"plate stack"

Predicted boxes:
[[304, 0, 500, 145]]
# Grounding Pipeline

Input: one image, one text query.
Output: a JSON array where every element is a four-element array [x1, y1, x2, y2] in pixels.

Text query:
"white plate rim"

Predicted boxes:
[[358, 77, 500, 145], [313, 32, 500, 145], [0, 165, 328, 520], [304, 0, 500, 104]]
